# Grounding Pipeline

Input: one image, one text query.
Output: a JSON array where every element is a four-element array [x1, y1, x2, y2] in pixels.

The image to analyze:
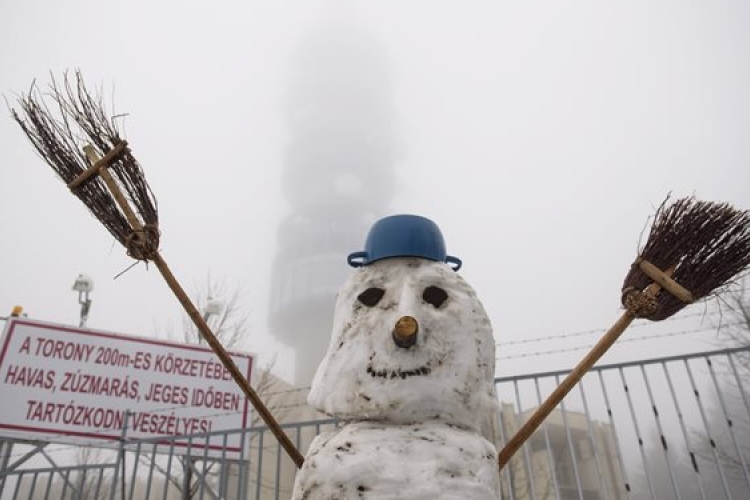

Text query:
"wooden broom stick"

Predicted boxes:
[[497, 311, 634, 469], [80, 146, 305, 469], [497, 262, 692, 470]]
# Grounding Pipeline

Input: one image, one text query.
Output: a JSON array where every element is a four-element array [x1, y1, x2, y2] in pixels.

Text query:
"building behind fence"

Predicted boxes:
[[2, 347, 749, 500]]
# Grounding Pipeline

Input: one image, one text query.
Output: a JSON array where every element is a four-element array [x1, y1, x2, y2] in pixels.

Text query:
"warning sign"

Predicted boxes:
[[0, 318, 252, 454]]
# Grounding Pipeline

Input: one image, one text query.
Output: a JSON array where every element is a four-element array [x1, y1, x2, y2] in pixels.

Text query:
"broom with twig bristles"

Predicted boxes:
[[497, 195, 750, 471], [10, 71, 305, 468]]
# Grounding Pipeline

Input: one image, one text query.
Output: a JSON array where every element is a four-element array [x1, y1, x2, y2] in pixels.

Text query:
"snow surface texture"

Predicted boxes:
[[308, 258, 498, 430], [295, 258, 500, 499], [292, 422, 500, 500]]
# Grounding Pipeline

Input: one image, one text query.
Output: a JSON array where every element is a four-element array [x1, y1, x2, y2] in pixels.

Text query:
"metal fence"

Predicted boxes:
[[0, 418, 338, 500], [494, 346, 750, 500], [1, 347, 748, 500]]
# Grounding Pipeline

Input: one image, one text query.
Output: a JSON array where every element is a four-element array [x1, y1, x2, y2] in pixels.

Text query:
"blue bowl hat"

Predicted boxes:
[[347, 214, 462, 271]]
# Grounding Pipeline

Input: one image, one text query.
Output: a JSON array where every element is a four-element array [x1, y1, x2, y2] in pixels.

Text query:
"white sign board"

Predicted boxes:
[[0, 318, 252, 456]]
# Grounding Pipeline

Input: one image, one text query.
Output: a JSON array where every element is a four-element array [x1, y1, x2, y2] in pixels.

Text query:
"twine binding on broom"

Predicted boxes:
[[622, 259, 694, 318]]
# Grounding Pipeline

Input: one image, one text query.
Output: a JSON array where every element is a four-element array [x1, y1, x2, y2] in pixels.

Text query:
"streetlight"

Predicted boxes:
[[72, 274, 93, 328]]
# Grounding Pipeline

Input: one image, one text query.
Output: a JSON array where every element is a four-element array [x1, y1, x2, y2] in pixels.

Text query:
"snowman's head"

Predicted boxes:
[[307, 257, 498, 432]]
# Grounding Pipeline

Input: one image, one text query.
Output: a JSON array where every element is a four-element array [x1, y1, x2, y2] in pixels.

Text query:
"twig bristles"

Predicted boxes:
[[622, 196, 750, 320], [11, 71, 158, 258]]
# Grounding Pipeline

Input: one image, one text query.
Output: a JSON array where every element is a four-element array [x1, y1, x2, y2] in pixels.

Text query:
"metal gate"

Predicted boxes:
[[2, 347, 748, 500]]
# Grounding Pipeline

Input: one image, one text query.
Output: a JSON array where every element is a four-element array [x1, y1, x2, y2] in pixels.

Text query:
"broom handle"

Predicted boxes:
[[151, 254, 306, 468], [83, 146, 305, 469], [497, 310, 635, 470], [498, 266, 678, 471]]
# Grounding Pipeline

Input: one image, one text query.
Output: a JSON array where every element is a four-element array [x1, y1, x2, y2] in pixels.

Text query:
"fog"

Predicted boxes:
[[1, 1, 749, 384]]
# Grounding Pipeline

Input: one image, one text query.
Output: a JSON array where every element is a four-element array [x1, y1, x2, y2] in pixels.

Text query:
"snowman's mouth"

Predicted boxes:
[[365, 363, 432, 380]]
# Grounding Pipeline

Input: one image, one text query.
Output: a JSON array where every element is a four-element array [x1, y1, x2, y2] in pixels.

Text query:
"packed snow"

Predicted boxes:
[[293, 258, 500, 499]]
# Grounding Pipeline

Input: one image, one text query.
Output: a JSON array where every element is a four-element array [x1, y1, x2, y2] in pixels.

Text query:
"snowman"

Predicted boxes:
[[292, 215, 501, 500]]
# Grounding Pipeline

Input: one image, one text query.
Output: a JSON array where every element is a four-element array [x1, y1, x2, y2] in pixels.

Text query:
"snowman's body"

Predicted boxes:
[[292, 256, 501, 500], [293, 422, 499, 500]]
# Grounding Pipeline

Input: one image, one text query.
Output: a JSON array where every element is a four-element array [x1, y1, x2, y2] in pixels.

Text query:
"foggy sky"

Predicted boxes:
[[1, 1, 749, 382]]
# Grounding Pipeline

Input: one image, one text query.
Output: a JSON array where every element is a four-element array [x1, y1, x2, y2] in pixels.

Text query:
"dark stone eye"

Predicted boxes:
[[423, 286, 448, 308], [358, 287, 385, 307]]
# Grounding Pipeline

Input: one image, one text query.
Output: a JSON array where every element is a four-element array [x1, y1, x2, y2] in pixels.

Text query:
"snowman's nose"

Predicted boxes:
[[393, 316, 419, 348]]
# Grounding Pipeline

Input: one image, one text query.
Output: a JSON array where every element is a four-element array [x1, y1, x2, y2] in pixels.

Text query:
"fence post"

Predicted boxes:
[[0, 439, 12, 495], [182, 459, 192, 500], [109, 411, 130, 500], [239, 427, 248, 500]]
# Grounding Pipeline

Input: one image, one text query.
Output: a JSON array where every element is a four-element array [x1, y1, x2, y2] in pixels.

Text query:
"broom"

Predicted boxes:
[[11, 71, 305, 468], [497, 196, 750, 471]]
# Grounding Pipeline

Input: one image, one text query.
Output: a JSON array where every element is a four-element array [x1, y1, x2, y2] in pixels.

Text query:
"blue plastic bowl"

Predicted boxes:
[[347, 214, 462, 271]]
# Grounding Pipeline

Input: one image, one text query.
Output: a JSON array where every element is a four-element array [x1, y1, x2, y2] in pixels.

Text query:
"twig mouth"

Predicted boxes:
[[366, 363, 432, 380]]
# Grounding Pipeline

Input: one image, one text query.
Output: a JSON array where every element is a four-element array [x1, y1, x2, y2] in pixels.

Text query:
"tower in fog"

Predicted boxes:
[[269, 22, 397, 385]]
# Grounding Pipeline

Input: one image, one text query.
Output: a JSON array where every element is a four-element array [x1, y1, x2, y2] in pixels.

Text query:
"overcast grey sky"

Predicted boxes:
[[1, 1, 749, 382]]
